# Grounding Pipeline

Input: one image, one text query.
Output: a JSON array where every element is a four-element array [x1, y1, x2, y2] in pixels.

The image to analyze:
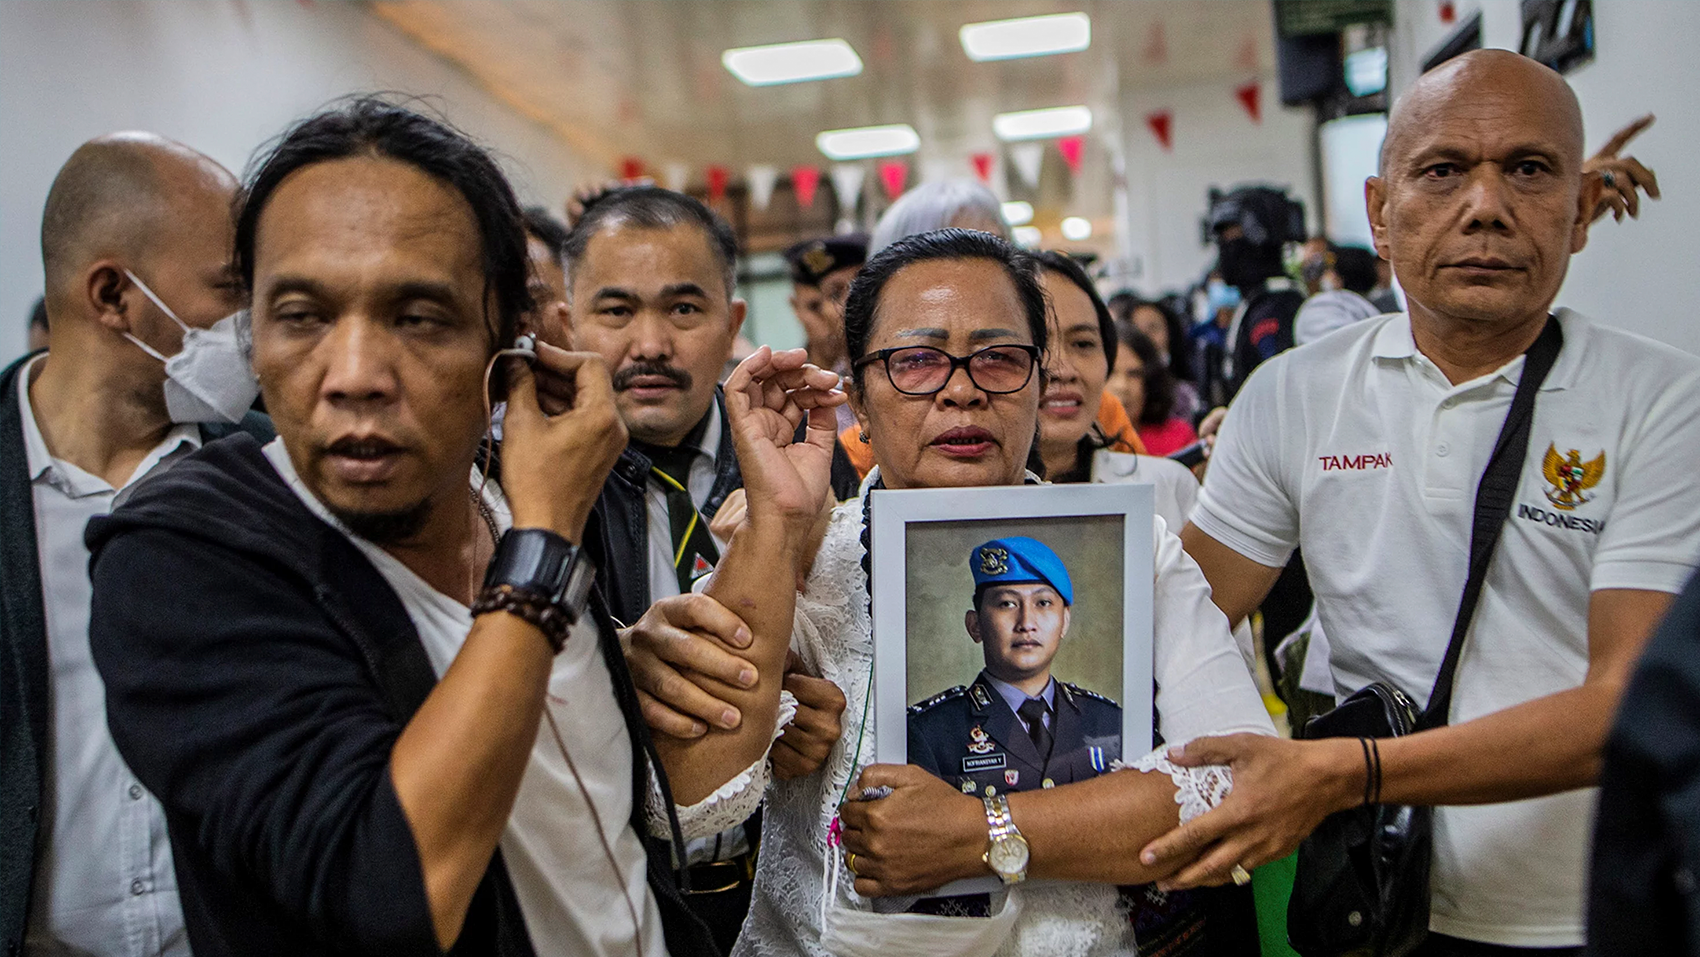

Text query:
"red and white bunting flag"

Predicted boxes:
[[747, 165, 779, 211], [792, 165, 821, 209], [1146, 110, 1174, 151]]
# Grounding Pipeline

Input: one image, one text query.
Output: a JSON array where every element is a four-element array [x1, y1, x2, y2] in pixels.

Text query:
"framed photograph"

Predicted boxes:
[[870, 483, 1155, 788]]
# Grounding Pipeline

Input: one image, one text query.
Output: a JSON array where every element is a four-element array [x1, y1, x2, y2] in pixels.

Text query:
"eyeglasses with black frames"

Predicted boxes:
[[853, 344, 1041, 396]]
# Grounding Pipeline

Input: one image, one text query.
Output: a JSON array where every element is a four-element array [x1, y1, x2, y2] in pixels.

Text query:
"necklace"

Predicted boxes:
[[465, 485, 501, 604]]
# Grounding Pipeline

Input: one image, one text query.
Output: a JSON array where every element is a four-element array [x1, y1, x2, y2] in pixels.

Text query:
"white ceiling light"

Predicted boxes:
[[815, 124, 920, 161], [960, 12, 1091, 62], [1001, 201, 1034, 226], [993, 105, 1092, 142], [1012, 226, 1043, 248], [1060, 216, 1093, 241], [722, 39, 863, 86]]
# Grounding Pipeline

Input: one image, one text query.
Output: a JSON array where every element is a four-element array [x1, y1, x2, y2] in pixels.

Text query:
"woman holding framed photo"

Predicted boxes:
[[627, 229, 1273, 957]]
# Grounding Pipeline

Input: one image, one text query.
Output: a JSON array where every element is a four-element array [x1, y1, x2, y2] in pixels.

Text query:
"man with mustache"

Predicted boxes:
[[1144, 51, 1700, 956], [82, 100, 721, 957], [564, 186, 858, 952]]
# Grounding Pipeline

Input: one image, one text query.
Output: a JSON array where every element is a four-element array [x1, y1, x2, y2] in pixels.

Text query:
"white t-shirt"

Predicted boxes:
[[1088, 449, 1198, 531], [1088, 449, 1258, 674], [261, 439, 667, 957], [1193, 309, 1700, 947]]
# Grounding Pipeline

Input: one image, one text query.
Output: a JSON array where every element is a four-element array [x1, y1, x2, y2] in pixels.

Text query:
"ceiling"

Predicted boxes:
[[372, 1, 1278, 255], [374, 0, 1275, 171]]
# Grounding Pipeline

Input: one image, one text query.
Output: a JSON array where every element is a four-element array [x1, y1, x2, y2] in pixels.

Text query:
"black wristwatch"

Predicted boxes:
[[472, 528, 596, 651]]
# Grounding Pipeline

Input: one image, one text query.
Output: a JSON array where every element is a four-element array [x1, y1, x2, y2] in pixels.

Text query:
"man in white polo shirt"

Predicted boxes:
[[1141, 50, 1700, 956]]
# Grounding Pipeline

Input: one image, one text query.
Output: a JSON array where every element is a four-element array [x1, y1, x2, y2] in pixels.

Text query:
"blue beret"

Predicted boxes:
[[970, 536, 1073, 605]]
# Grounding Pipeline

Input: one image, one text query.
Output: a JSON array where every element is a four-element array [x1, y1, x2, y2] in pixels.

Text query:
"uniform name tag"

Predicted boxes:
[[962, 754, 1006, 773]]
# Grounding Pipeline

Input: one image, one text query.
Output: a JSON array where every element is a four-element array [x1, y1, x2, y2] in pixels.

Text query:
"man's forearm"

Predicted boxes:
[[1376, 681, 1617, 807], [390, 613, 556, 949], [653, 515, 804, 805], [1335, 588, 1673, 810]]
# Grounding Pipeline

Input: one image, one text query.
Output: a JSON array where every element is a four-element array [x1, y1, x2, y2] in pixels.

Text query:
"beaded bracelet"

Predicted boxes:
[[471, 583, 572, 653]]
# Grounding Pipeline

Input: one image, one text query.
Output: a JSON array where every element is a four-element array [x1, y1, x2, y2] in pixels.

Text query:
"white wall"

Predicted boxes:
[[1319, 113, 1388, 248], [1386, 0, 1700, 355], [1114, 73, 1320, 296], [0, 1, 604, 356]]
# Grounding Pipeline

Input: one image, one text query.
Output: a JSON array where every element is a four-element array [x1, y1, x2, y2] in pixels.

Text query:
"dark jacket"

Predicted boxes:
[[1587, 566, 1700, 956], [588, 390, 862, 626], [1227, 282, 1305, 400], [907, 672, 1122, 797], [83, 433, 714, 957], [0, 352, 272, 957]]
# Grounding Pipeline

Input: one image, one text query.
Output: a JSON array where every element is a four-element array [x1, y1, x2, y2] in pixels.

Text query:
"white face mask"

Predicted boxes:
[[122, 271, 260, 424]]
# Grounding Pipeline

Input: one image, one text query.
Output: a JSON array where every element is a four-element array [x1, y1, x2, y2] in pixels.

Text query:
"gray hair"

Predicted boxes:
[[868, 179, 1010, 255]]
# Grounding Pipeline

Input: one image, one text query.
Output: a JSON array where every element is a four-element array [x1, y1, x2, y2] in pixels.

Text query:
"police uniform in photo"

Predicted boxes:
[[907, 537, 1122, 798]]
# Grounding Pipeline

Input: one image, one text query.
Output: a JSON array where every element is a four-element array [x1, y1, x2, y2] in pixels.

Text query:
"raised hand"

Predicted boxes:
[[722, 346, 846, 541], [1585, 114, 1661, 223], [499, 341, 627, 544]]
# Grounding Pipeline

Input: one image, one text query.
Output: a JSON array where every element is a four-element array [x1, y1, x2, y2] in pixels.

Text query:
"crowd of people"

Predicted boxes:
[[3, 47, 1697, 957]]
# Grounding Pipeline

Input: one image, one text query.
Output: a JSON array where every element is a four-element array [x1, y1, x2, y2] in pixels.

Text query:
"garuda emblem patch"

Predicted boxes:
[[1541, 444, 1605, 511]]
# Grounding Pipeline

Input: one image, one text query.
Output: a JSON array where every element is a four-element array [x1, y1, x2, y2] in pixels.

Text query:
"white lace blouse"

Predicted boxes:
[[659, 472, 1275, 957]]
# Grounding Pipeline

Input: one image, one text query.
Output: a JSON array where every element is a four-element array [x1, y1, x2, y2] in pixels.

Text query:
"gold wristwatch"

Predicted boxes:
[[981, 793, 1030, 884]]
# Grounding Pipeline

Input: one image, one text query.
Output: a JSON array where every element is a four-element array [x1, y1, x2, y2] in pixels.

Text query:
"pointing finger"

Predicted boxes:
[[1597, 113, 1655, 158]]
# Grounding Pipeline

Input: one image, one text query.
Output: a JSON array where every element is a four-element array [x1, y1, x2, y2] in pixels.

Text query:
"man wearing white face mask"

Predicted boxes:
[[121, 273, 260, 425], [0, 132, 271, 957]]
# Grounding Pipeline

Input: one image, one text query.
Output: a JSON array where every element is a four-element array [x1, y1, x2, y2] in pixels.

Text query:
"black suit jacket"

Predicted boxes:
[[588, 389, 862, 627], [0, 351, 272, 956], [907, 672, 1122, 797], [83, 434, 714, 957], [1588, 566, 1700, 956]]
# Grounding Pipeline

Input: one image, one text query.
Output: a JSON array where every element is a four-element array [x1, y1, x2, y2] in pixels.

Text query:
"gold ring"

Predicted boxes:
[[845, 852, 859, 876], [1230, 864, 1251, 886]]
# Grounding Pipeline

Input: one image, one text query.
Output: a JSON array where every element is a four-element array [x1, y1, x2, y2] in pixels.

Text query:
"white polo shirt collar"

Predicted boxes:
[[1370, 308, 1587, 393]]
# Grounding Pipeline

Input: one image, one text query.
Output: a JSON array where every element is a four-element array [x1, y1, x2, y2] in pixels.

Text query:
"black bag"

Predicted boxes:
[[1287, 318, 1564, 957]]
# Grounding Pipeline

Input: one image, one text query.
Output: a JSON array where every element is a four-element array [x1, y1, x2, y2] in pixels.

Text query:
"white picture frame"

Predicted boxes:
[[867, 483, 1155, 898]]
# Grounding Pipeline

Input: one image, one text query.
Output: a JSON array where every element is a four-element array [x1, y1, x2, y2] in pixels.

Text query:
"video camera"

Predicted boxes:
[[1201, 185, 1307, 248]]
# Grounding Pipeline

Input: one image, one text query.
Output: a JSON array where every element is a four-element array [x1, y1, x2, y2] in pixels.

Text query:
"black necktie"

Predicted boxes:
[[1017, 697, 1053, 761], [643, 444, 720, 594]]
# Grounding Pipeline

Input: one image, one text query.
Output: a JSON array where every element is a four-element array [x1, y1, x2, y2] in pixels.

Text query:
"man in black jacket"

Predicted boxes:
[[1203, 184, 1308, 400], [565, 186, 854, 951], [87, 99, 719, 957], [1587, 567, 1700, 956], [1, 131, 271, 957]]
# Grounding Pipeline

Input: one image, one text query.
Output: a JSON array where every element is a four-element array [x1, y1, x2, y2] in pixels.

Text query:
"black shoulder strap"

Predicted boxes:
[[1420, 316, 1563, 729]]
